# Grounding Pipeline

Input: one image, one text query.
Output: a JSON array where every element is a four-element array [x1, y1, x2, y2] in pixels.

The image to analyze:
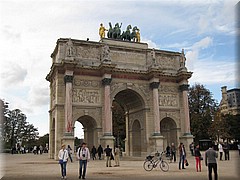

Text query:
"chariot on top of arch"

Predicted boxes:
[[99, 22, 140, 42]]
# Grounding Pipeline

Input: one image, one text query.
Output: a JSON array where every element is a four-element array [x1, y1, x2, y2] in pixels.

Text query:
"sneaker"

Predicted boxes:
[[79, 176, 81, 179]]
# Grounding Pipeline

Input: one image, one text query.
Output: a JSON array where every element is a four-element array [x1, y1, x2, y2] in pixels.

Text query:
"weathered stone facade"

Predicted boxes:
[[46, 38, 193, 159]]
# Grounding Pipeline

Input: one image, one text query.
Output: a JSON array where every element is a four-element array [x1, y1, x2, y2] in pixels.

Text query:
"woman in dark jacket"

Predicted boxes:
[[194, 144, 202, 172]]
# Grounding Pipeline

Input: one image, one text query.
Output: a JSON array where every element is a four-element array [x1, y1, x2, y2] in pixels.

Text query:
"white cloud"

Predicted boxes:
[[185, 36, 213, 70], [28, 86, 49, 107], [0, 62, 27, 86], [192, 37, 213, 50], [189, 59, 236, 85], [141, 37, 158, 48]]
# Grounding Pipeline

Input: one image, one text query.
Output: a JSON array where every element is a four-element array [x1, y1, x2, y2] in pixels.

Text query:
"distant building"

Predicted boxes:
[[220, 86, 240, 115]]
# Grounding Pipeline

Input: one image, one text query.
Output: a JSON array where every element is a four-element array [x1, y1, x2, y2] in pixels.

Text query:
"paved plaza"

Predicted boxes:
[[1, 151, 239, 180]]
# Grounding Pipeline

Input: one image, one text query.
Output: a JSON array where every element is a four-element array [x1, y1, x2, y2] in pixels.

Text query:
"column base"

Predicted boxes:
[[100, 135, 115, 150], [61, 132, 75, 153], [179, 134, 194, 154], [149, 135, 164, 154]]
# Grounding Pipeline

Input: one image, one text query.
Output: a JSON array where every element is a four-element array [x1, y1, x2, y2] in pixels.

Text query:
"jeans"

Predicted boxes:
[[208, 163, 218, 180], [60, 162, 67, 177], [79, 160, 87, 178], [179, 154, 185, 169]]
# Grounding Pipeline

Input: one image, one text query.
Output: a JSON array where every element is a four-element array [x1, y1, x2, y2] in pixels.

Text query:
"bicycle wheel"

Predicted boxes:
[[143, 161, 154, 171], [159, 161, 169, 172]]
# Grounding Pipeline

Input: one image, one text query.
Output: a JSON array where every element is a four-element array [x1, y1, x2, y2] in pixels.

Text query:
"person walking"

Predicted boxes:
[[67, 145, 73, 163], [178, 143, 186, 170], [194, 144, 202, 172], [97, 145, 103, 160], [205, 144, 218, 180], [218, 142, 223, 161], [91, 146, 97, 160], [77, 142, 90, 179], [104, 145, 112, 167], [58, 144, 69, 179], [114, 146, 120, 167], [170, 143, 176, 163]]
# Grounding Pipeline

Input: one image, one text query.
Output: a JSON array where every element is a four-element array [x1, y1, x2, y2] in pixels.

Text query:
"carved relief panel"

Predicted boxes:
[[73, 89, 100, 104], [159, 94, 178, 107], [156, 55, 178, 70], [159, 85, 179, 107], [73, 79, 101, 105], [76, 46, 100, 60]]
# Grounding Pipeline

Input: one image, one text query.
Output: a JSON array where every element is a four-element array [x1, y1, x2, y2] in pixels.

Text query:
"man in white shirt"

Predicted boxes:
[[77, 142, 90, 179], [218, 143, 223, 161]]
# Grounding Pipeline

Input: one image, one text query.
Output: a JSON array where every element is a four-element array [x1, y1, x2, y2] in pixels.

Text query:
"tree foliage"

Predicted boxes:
[[2, 108, 39, 148], [188, 84, 219, 142]]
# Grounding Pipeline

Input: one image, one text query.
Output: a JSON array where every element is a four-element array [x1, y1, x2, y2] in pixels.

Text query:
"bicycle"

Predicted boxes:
[[143, 152, 169, 172]]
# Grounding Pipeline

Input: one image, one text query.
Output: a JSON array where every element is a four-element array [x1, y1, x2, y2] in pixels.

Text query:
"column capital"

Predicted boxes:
[[102, 78, 112, 85], [179, 84, 189, 91], [64, 75, 73, 83], [150, 82, 160, 89]]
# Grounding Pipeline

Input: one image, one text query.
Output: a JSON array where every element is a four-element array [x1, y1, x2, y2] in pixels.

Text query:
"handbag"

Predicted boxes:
[[185, 159, 189, 166], [59, 159, 63, 164], [200, 156, 203, 160], [59, 151, 65, 164]]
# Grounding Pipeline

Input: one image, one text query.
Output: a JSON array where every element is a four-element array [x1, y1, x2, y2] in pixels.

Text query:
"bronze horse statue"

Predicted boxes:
[[107, 22, 139, 42], [107, 22, 113, 38], [121, 25, 132, 41], [131, 26, 138, 42]]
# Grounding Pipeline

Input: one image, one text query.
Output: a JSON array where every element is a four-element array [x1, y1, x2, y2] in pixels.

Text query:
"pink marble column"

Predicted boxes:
[[102, 78, 112, 136], [180, 84, 191, 135], [150, 82, 160, 135], [64, 74, 73, 133]]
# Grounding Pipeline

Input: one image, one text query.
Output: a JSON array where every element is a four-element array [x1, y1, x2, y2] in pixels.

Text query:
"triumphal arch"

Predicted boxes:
[[46, 25, 193, 159]]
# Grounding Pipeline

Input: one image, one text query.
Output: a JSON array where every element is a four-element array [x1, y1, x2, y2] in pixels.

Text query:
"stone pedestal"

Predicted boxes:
[[100, 135, 115, 150], [149, 135, 164, 154], [61, 132, 75, 152]]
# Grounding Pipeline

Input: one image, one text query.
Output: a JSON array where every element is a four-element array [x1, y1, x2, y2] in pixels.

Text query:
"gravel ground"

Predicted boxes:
[[1, 151, 239, 180]]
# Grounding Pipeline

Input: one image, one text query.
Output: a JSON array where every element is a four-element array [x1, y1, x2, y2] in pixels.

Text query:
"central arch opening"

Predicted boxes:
[[75, 115, 97, 150], [112, 89, 144, 156]]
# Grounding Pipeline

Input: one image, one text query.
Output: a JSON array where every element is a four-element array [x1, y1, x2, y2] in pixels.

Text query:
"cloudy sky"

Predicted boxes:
[[0, 0, 238, 137]]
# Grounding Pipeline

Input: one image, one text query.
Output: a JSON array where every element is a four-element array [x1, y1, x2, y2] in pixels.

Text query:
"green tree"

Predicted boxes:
[[3, 108, 39, 148], [208, 111, 231, 142], [36, 133, 49, 146], [188, 84, 219, 142], [223, 114, 240, 141]]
